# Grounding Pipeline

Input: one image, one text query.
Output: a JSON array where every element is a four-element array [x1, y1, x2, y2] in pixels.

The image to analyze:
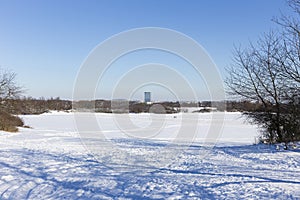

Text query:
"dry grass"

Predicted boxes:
[[0, 110, 24, 132]]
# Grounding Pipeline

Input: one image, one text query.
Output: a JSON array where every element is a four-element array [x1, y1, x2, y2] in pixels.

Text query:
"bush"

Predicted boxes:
[[0, 110, 24, 132], [245, 104, 300, 147]]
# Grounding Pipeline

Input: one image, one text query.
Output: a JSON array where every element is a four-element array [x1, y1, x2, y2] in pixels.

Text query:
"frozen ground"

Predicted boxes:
[[0, 112, 299, 199]]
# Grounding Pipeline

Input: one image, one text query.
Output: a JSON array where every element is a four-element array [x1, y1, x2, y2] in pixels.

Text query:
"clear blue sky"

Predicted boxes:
[[0, 0, 293, 101]]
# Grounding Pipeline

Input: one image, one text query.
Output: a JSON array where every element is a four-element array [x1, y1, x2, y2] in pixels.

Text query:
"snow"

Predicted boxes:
[[0, 111, 299, 199]]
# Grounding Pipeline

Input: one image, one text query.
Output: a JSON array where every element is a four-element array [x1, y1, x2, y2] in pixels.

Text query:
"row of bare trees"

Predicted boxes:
[[226, 0, 300, 147]]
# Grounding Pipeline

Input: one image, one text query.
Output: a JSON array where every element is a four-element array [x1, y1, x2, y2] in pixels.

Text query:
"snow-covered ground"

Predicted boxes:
[[0, 112, 299, 199]]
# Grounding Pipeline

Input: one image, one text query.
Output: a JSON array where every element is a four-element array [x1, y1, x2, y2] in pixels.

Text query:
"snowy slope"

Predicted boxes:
[[0, 112, 299, 199]]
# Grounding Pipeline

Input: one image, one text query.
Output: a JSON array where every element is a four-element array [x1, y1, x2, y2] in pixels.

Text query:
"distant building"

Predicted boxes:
[[144, 92, 151, 104]]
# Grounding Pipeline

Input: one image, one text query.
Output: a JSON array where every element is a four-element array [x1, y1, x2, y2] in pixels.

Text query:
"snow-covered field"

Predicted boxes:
[[0, 112, 299, 199]]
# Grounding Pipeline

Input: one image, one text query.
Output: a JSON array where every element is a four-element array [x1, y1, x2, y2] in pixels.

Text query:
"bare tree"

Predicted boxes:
[[226, 32, 290, 144], [0, 68, 24, 132], [275, 0, 300, 145], [226, 0, 300, 147], [0, 69, 22, 100]]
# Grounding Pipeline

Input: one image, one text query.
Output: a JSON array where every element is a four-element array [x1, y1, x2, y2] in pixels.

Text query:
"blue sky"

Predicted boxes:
[[0, 0, 293, 101]]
